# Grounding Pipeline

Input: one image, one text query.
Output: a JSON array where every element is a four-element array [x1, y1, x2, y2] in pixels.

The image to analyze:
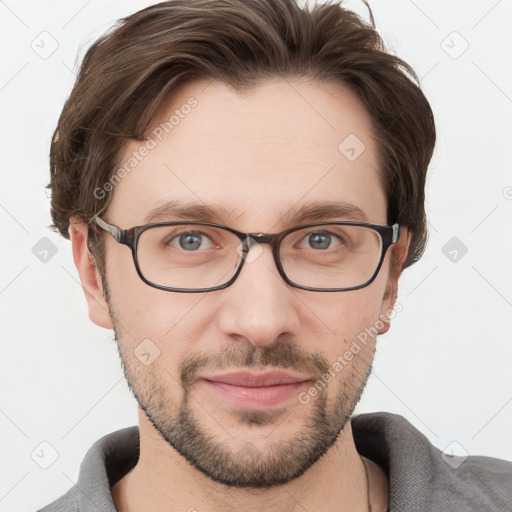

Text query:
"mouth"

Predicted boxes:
[[199, 370, 312, 410]]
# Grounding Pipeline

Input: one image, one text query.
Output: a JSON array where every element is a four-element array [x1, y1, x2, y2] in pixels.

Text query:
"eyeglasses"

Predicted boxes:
[[92, 216, 400, 293]]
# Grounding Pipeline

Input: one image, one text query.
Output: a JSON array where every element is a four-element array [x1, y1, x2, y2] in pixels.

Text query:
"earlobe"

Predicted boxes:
[[69, 217, 113, 329], [377, 227, 410, 335], [377, 281, 396, 335]]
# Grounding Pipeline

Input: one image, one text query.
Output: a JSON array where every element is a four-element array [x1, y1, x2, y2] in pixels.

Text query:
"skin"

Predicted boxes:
[[70, 77, 409, 511]]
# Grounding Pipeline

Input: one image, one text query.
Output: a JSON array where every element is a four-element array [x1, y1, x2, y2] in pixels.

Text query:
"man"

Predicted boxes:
[[40, 0, 512, 510]]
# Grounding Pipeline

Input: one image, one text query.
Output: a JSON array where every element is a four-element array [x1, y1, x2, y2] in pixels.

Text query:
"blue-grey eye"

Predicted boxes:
[[171, 232, 211, 251], [307, 232, 332, 250], [181, 233, 202, 250]]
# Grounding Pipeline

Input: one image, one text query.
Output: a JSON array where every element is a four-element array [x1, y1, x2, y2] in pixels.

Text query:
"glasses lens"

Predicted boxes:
[[137, 224, 242, 290], [280, 224, 383, 289]]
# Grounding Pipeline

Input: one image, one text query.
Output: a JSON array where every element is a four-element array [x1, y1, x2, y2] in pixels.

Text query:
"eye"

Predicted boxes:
[[303, 231, 343, 250], [168, 231, 214, 251]]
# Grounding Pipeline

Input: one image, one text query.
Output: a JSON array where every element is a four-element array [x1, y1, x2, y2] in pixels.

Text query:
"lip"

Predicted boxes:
[[201, 370, 312, 387], [200, 371, 312, 410]]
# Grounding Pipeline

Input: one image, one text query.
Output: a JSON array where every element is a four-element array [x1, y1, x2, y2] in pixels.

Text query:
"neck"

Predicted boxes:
[[112, 411, 388, 512]]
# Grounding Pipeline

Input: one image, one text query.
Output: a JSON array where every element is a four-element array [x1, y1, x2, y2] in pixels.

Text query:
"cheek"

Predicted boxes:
[[304, 288, 385, 366], [105, 244, 205, 340], [315, 287, 384, 334]]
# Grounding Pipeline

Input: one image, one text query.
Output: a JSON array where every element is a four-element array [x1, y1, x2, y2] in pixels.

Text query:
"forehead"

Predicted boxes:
[[106, 77, 387, 229]]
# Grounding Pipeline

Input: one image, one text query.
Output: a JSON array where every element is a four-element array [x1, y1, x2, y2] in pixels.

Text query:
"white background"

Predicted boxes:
[[1, 1, 511, 510]]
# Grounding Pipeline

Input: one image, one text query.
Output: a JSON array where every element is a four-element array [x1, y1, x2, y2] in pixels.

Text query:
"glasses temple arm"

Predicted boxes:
[[93, 216, 123, 242]]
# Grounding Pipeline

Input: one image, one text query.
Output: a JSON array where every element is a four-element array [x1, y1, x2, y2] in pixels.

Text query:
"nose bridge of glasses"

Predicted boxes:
[[242, 232, 280, 255], [246, 232, 275, 247], [239, 233, 281, 267]]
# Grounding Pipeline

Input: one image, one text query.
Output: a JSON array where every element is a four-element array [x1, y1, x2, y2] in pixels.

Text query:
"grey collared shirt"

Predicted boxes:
[[36, 412, 512, 512]]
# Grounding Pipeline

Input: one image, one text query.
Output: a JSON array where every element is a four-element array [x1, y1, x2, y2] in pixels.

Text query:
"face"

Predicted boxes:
[[74, 77, 408, 488]]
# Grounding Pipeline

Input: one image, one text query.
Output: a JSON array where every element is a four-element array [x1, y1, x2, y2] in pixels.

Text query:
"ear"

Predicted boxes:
[[69, 217, 113, 329], [378, 227, 410, 335]]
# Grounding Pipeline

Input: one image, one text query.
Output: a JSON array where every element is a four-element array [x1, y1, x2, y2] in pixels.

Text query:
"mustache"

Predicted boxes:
[[180, 341, 331, 389]]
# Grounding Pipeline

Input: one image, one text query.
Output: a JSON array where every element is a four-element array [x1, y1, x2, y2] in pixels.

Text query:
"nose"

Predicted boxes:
[[216, 243, 300, 348]]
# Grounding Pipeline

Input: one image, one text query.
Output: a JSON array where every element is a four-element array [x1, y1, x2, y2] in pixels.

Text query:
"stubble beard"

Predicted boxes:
[[104, 279, 374, 488]]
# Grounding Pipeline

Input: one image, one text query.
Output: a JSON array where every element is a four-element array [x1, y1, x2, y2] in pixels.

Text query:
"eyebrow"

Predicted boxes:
[[143, 200, 369, 226], [144, 201, 239, 224]]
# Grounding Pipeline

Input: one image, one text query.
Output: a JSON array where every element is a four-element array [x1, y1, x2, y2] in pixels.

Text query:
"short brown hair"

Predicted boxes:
[[48, 0, 435, 275]]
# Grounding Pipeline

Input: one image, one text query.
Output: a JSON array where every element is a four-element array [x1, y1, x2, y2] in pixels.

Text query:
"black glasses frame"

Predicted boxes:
[[92, 216, 400, 293]]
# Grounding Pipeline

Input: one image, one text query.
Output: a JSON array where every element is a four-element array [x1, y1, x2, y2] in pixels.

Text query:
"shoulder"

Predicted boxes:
[[351, 412, 512, 512], [453, 454, 512, 504], [36, 487, 80, 512], [35, 426, 139, 512]]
